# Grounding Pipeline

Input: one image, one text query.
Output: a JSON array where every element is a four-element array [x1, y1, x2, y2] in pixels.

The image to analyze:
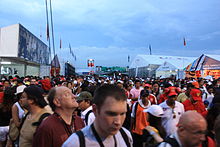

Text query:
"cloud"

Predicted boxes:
[[1, 0, 220, 68]]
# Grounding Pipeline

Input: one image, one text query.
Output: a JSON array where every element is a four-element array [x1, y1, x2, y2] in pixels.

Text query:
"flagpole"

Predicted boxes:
[[49, 0, 56, 56], [45, 0, 52, 62]]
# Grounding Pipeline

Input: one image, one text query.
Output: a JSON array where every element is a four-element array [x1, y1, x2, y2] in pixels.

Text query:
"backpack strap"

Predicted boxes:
[[132, 101, 139, 130], [120, 128, 131, 147], [76, 130, 85, 147], [32, 113, 51, 126], [19, 111, 30, 130], [163, 136, 180, 147], [85, 110, 93, 125]]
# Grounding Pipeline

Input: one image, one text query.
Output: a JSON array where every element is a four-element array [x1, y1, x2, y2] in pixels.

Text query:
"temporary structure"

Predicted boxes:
[[185, 54, 220, 79], [129, 55, 195, 78]]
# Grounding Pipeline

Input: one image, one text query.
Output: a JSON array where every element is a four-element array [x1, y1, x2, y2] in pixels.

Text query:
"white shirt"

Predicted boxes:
[[159, 101, 185, 136], [81, 106, 95, 126], [202, 92, 214, 108], [62, 125, 133, 147], [131, 99, 151, 118]]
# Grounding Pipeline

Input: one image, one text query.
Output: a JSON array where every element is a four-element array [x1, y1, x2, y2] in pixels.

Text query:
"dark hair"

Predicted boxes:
[[148, 113, 166, 138], [24, 85, 47, 108], [93, 84, 127, 109], [206, 103, 220, 131], [47, 87, 57, 111], [134, 80, 140, 84], [1, 87, 14, 111], [140, 89, 149, 97]]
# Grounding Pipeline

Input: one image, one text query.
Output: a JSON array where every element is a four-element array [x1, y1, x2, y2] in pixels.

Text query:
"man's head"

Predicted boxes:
[[93, 84, 127, 137], [177, 111, 207, 147], [21, 85, 47, 109], [140, 89, 150, 104], [77, 91, 93, 111], [166, 87, 178, 106], [30, 78, 37, 85], [134, 80, 141, 89], [190, 89, 202, 103], [48, 86, 78, 112]]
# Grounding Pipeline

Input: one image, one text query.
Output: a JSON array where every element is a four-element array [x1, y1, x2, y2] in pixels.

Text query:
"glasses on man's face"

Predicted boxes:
[[185, 128, 207, 136]]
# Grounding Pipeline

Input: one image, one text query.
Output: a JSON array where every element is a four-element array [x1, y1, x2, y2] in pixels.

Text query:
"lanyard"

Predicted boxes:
[[54, 112, 74, 137], [91, 123, 117, 147]]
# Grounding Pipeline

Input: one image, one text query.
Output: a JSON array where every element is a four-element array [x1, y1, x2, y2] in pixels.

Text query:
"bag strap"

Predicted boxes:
[[85, 110, 93, 125], [76, 130, 85, 147], [19, 111, 30, 130], [163, 136, 180, 147], [32, 113, 51, 126], [120, 128, 131, 147], [132, 101, 139, 130]]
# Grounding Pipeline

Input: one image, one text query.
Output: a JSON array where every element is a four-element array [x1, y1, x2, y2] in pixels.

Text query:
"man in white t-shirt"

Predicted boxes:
[[159, 87, 185, 136]]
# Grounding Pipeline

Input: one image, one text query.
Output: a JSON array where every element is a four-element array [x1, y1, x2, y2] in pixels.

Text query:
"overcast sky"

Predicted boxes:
[[0, 0, 220, 68]]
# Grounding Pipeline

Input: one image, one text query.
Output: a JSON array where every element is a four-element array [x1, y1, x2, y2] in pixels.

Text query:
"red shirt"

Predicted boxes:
[[182, 99, 207, 117], [33, 113, 85, 147], [0, 92, 4, 104], [158, 93, 168, 104]]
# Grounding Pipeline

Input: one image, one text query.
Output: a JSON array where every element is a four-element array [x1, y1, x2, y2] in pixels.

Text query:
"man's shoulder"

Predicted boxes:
[[38, 114, 59, 128], [63, 126, 133, 147], [62, 126, 90, 147]]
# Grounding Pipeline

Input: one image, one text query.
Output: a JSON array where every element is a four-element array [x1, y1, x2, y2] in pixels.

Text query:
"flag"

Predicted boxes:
[[149, 45, 152, 55], [128, 55, 130, 62], [60, 38, 62, 49], [183, 38, 186, 46], [46, 23, 49, 41]]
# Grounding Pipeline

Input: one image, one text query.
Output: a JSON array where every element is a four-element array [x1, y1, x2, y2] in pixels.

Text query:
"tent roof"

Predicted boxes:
[[129, 55, 196, 69], [186, 54, 220, 71]]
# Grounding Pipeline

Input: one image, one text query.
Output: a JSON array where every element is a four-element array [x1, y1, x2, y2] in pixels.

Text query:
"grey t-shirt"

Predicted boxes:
[[62, 125, 133, 147]]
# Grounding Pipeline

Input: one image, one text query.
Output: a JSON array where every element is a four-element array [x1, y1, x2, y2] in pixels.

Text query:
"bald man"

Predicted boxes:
[[158, 111, 207, 147], [33, 86, 85, 147]]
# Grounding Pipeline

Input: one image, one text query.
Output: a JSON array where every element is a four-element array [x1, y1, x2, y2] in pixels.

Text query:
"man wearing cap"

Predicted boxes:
[[33, 86, 84, 147], [182, 88, 207, 117], [131, 89, 151, 147], [159, 87, 185, 136], [77, 91, 95, 126]]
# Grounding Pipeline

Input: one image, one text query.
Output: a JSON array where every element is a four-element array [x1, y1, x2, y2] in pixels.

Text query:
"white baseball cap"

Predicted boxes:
[[143, 105, 164, 117], [15, 85, 26, 95]]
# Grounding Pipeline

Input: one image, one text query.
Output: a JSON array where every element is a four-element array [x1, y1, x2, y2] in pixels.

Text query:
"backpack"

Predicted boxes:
[[84, 110, 93, 125], [9, 112, 50, 141], [8, 112, 29, 141], [76, 128, 131, 147]]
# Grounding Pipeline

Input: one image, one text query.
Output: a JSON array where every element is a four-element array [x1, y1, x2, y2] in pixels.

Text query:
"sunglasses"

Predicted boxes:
[[172, 109, 176, 119]]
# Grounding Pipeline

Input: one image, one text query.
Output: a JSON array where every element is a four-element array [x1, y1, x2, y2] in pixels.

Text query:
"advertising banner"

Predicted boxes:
[[18, 25, 49, 65]]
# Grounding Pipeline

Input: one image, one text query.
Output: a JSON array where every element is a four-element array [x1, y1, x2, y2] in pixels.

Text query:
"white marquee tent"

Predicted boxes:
[[129, 55, 196, 78]]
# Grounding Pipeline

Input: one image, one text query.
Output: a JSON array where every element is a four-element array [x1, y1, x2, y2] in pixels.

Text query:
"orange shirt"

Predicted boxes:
[[132, 103, 149, 135]]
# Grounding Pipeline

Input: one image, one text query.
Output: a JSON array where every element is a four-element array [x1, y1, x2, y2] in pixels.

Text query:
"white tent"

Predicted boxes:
[[129, 55, 196, 78]]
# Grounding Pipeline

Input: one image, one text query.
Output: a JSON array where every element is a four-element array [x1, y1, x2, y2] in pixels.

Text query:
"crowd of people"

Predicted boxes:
[[0, 74, 220, 147]]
